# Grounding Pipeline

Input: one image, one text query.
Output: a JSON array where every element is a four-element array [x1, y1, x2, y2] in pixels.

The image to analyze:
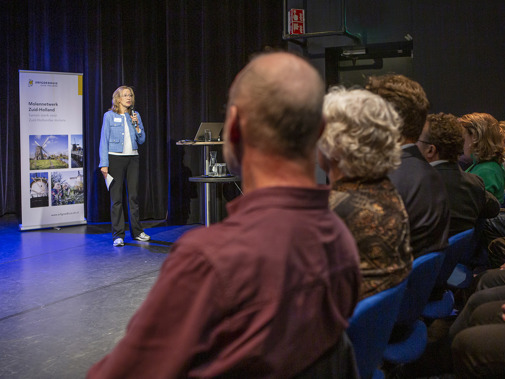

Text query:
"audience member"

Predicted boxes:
[[460, 113, 505, 268], [318, 86, 412, 300], [416, 113, 499, 236], [366, 74, 450, 257], [460, 112, 505, 202], [406, 113, 505, 379], [87, 52, 362, 378]]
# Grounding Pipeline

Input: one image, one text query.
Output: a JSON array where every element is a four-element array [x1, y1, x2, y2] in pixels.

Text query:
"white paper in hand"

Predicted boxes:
[[106, 174, 114, 191]]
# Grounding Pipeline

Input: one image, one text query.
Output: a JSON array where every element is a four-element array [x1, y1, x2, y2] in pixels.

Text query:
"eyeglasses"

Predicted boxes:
[[121, 94, 133, 98], [417, 139, 433, 145]]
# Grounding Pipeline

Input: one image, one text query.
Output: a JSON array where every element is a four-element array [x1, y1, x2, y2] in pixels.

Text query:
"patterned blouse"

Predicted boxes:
[[329, 177, 413, 300]]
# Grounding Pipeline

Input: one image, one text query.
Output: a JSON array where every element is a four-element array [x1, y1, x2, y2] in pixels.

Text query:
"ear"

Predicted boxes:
[[427, 144, 437, 159], [227, 105, 241, 144]]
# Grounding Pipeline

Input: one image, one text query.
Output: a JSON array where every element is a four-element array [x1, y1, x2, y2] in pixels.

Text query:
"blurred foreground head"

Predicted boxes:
[[223, 51, 325, 178]]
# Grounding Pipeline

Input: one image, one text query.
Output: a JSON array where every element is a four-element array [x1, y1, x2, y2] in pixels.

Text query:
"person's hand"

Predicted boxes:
[[131, 112, 139, 125], [131, 112, 141, 133], [101, 167, 108, 179], [502, 304, 505, 322], [500, 262, 505, 270]]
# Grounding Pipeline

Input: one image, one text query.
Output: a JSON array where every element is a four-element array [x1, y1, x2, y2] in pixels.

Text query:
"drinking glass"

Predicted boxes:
[[209, 151, 217, 176]]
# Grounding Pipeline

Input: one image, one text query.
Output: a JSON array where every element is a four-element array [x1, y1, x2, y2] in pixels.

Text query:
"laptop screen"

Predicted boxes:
[[194, 122, 224, 141]]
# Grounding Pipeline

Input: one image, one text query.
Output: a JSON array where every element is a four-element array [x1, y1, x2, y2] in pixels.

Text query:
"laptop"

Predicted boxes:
[[194, 122, 224, 142]]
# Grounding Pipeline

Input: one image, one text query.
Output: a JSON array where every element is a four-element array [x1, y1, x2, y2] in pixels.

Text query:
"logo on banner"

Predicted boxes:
[[28, 80, 58, 88]]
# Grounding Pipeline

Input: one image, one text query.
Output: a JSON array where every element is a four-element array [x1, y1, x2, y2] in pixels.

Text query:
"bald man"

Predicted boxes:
[[88, 52, 361, 378]]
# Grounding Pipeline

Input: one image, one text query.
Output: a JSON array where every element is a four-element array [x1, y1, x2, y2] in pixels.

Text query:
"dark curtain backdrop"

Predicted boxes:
[[1, 0, 284, 223]]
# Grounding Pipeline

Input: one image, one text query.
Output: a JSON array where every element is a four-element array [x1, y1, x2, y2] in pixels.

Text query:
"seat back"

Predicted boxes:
[[435, 228, 474, 288], [383, 253, 446, 364], [347, 280, 407, 379], [459, 224, 481, 266], [396, 252, 445, 326]]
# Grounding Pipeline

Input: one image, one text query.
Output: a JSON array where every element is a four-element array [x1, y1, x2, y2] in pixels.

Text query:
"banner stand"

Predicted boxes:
[[19, 70, 86, 231]]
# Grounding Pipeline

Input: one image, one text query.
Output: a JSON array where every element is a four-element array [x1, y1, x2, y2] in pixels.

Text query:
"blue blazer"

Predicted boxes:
[[99, 110, 146, 168]]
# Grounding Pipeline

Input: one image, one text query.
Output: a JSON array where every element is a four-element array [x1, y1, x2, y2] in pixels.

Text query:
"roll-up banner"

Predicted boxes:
[[19, 70, 86, 231]]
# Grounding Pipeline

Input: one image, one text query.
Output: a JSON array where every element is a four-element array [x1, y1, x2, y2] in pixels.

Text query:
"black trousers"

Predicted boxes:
[[108, 154, 143, 240]]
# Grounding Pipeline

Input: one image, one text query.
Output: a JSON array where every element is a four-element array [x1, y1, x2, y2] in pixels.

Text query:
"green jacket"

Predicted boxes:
[[466, 160, 505, 203]]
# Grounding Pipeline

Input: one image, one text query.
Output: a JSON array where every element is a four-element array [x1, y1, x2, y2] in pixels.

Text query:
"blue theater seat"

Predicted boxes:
[[422, 229, 475, 320], [347, 280, 407, 379], [383, 252, 445, 364]]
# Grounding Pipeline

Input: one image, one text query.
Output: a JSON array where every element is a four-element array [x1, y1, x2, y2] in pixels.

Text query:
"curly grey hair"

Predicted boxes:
[[318, 86, 403, 179]]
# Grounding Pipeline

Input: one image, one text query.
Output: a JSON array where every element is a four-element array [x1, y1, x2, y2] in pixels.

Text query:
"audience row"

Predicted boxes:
[[87, 51, 505, 378]]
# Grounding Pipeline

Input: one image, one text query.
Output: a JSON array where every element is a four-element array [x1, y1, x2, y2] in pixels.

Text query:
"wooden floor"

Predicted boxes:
[[0, 214, 199, 378]]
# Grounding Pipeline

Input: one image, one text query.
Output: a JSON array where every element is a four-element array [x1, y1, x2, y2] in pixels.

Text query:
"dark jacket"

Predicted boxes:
[[434, 161, 500, 236], [389, 145, 450, 257]]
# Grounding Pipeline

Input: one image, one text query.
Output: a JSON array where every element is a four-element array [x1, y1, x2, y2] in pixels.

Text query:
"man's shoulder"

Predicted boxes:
[[395, 146, 433, 171], [437, 166, 486, 197], [391, 153, 443, 187], [173, 225, 221, 252], [460, 169, 486, 186], [169, 208, 360, 287], [434, 162, 464, 179], [172, 206, 355, 260], [403, 154, 432, 170]]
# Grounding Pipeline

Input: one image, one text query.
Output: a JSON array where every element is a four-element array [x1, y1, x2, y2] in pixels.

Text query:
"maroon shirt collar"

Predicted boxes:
[[226, 185, 331, 216]]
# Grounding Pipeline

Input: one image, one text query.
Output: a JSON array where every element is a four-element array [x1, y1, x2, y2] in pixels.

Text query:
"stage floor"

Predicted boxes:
[[0, 214, 200, 378]]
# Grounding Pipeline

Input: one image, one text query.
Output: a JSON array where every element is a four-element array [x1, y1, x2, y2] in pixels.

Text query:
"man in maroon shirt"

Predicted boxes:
[[88, 52, 361, 378]]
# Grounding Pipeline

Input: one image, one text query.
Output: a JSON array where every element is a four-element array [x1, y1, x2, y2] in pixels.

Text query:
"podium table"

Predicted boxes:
[[189, 175, 241, 226], [176, 140, 224, 170], [177, 140, 241, 226]]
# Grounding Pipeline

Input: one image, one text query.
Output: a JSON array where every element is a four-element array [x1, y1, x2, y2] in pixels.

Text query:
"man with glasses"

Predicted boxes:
[[416, 113, 499, 236]]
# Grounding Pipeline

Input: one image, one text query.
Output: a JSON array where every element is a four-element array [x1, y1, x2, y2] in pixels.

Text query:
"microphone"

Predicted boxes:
[[130, 106, 137, 127]]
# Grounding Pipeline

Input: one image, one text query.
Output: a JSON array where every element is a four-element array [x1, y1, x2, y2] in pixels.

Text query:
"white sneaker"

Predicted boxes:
[[134, 232, 150, 242], [113, 238, 124, 247]]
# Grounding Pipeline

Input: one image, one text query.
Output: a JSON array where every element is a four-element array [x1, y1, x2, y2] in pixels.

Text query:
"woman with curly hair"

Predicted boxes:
[[460, 112, 505, 202], [318, 86, 412, 300]]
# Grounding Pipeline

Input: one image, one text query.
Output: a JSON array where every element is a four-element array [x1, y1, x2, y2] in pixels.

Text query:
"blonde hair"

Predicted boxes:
[[499, 121, 505, 144], [318, 86, 402, 179], [109, 86, 135, 113], [460, 113, 504, 163]]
